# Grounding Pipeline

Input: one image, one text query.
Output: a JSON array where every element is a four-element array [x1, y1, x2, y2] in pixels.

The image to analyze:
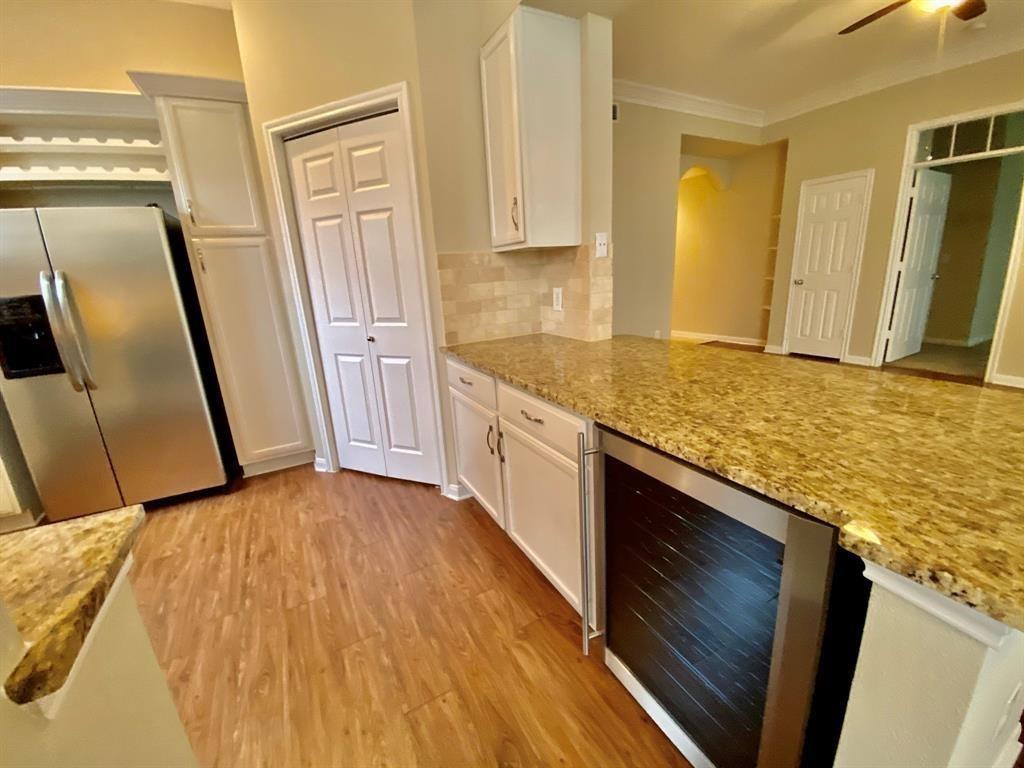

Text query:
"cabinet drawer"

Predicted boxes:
[[498, 382, 584, 460], [446, 358, 496, 410]]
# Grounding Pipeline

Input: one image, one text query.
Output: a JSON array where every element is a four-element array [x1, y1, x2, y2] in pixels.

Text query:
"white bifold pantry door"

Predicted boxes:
[[287, 113, 440, 484]]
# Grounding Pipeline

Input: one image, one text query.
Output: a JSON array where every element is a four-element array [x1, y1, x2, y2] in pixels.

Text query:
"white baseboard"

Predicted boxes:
[[987, 371, 1024, 389], [605, 649, 714, 768], [763, 344, 786, 355], [242, 450, 315, 478], [670, 330, 766, 346], [441, 483, 472, 501], [923, 335, 994, 348], [842, 354, 875, 367], [313, 456, 336, 473]]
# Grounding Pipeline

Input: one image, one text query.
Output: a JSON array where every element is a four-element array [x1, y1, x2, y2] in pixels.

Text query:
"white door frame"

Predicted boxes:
[[871, 99, 1024, 382], [781, 168, 874, 363], [261, 82, 447, 485]]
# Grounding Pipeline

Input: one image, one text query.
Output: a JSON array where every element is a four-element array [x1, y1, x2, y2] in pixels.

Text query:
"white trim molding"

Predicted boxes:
[[128, 71, 246, 103], [988, 372, 1024, 389], [763, 344, 786, 355], [0, 86, 155, 119], [765, 34, 1024, 125], [670, 330, 766, 347], [861, 560, 1011, 649], [241, 450, 315, 478], [841, 354, 874, 367], [613, 79, 765, 127], [442, 483, 472, 502]]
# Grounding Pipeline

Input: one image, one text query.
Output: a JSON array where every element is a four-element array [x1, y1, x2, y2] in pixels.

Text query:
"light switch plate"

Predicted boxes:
[[553, 287, 563, 312], [595, 232, 609, 258]]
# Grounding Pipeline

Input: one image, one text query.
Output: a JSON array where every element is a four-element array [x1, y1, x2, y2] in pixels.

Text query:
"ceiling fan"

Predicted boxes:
[[839, 0, 988, 35]]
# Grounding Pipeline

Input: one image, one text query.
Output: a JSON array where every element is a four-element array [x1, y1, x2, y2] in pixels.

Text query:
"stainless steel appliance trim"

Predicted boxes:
[[576, 431, 603, 656], [38, 270, 83, 392], [600, 429, 789, 543], [757, 515, 836, 768], [54, 270, 97, 389]]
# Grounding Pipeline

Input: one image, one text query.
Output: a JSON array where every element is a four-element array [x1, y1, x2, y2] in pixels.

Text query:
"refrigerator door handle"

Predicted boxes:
[[54, 270, 97, 390], [38, 270, 84, 392]]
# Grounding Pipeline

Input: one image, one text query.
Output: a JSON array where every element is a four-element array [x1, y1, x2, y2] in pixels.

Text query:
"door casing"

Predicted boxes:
[[262, 83, 447, 486]]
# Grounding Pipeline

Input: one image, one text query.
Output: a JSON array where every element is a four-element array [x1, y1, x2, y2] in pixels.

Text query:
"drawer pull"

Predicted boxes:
[[520, 409, 544, 425], [458, 376, 473, 386]]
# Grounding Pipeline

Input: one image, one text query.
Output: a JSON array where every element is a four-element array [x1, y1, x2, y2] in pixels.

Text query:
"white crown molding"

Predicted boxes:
[[613, 79, 766, 127], [0, 87, 155, 119], [765, 33, 1024, 125], [861, 560, 1011, 649], [128, 71, 247, 103]]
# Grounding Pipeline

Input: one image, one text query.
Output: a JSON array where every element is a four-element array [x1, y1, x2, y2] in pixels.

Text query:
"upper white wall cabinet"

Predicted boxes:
[[480, 7, 581, 251], [157, 98, 265, 237]]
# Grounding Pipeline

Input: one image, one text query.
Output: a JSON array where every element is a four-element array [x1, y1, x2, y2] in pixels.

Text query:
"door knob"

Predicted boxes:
[[931, 273, 941, 280], [367, 335, 376, 342], [793, 279, 805, 286]]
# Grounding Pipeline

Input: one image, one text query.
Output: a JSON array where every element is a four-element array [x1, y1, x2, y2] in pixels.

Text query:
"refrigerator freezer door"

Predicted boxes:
[[0, 209, 123, 520], [36, 207, 225, 504]]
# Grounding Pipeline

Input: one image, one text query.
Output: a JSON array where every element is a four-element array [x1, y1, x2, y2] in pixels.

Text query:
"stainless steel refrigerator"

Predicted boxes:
[[0, 206, 228, 521]]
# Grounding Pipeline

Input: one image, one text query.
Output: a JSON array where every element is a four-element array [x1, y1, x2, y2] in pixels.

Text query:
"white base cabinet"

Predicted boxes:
[[501, 420, 582, 610], [446, 357, 599, 626], [449, 388, 504, 528]]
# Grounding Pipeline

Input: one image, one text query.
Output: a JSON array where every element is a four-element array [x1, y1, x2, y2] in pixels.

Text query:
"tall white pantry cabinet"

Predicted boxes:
[[156, 96, 312, 474]]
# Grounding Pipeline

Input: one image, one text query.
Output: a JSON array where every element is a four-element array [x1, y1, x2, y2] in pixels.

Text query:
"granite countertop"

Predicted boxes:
[[0, 506, 144, 704], [445, 334, 1024, 630]]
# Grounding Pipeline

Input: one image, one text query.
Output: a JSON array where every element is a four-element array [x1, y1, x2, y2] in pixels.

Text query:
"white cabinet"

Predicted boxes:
[[158, 98, 264, 237], [191, 237, 311, 466], [480, 7, 581, 251], [449, 388, 504, 527], [501, 420, 582, 610]]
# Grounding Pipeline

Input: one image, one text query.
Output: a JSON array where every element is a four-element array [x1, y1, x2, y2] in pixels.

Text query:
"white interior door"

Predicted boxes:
[[786, 172, 871, 359], [288, 112, 440, 484], [886, 169, 952, 362]]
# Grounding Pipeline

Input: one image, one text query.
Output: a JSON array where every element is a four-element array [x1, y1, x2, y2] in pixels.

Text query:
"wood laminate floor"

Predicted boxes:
[[131, 466, 690, 768]]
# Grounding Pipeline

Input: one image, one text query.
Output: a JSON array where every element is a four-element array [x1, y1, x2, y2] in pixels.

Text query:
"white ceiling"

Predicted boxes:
[[529, 0, 1024, 123]]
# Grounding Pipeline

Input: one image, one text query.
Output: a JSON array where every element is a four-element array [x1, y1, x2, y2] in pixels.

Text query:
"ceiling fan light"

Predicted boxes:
[[915, 0, 966, 13]]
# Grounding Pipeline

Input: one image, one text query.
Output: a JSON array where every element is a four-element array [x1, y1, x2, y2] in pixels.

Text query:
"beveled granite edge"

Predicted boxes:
[[1, 506, 145, 704], [444, 334, 1024, 631]]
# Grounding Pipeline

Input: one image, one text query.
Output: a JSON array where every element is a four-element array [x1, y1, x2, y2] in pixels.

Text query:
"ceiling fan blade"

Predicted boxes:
[[953, 0, 987, 21], [838, 0, 913, 34]]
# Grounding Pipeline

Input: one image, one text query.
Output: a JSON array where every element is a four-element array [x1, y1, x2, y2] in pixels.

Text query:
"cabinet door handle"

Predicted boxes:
[[458, 376, 473, 386], [486, 424, 495, 455], [576, 432, 603, 656], [196, 246, 207, 273], [186, 198, 197, 226], [793, 278, 804, 286], [520, 408, 544, 425], [511, 195, 519, 232], [497, 430, 505, 463]]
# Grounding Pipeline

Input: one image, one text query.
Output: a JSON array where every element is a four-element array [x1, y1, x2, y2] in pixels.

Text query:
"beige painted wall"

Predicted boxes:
[[671, 142, 786, 342], [924, 159, 1001, 345], [763, 51, 1024, 364], [0, 0, 242, 90], [612, 101, 761, 338]]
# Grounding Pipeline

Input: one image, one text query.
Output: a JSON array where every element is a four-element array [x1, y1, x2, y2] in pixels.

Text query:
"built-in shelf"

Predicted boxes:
[[0, 136, 163, 156], [0, 165, 169, 183]]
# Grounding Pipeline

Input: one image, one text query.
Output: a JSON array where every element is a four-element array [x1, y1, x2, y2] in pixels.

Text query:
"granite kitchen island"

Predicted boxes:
[[446, 333, 1024, 767]]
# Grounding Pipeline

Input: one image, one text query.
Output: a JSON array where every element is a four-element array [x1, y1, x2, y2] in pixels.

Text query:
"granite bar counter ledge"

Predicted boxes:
[[0, 505, 144, 704], [444, 333, 1024, 631]]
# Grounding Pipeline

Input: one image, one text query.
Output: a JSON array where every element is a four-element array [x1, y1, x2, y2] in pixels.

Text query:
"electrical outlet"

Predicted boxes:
[[552, 287, 563, 312], [595, 232, 609, 258]]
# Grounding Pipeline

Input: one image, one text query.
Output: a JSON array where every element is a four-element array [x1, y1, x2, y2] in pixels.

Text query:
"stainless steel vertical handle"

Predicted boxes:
[[486, 424, 495, 456], [39, 271, 83, 392], [576, 431, 602, 656], [186, 198, 197, 226], [511, 196, 519, 232], [54, 271, 97, 390]]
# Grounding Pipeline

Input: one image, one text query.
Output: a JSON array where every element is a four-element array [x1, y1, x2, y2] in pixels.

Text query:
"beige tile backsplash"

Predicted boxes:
[[439, 244, 612, 345]]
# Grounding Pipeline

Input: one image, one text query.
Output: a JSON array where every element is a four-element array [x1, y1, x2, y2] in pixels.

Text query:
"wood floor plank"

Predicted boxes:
[[131, 466, 691, 768]]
